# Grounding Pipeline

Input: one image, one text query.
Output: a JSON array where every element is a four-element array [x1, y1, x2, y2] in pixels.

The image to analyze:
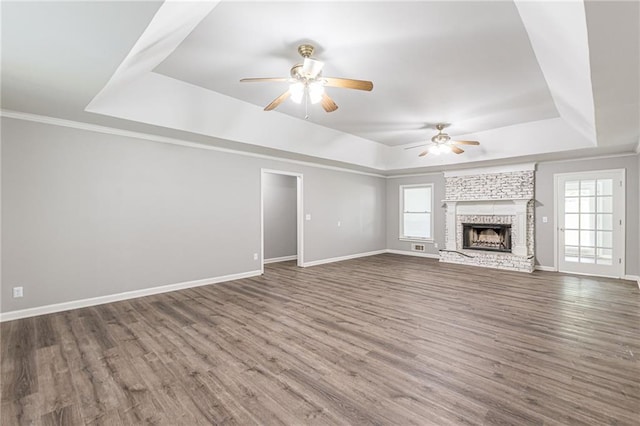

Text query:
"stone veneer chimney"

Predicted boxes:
[[440, 163, 535, 273]]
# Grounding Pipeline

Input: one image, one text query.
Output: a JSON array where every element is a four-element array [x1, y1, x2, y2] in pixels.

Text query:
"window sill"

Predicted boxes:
[[399, 238, 434, 243]]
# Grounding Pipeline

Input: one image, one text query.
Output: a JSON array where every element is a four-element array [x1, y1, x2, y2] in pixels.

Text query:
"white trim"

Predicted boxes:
[[386, 171, 444, 179], [541, 152, 638, 165], [261, 169, 304, 272], [554, 169, 626, 278], [557, 269, 625, 280], [264, 255, 298, 264], [399, 183, 434, 241], [553, 173, 559, 271], [296, 174, 304, 268], [302, 250, 386, 267], [535, 265, 557, 272], [552, 168, 629, 178], [385, 153, 637, 179], [398, 238, 435, 243], [261, 169, 303, 177], [386, 249, 440, 259], [0, 110, 385, 178], [3, 110, 636, 180], [0, 270, 261, 322], [622, 274, 639, 283], [260, 170, 265, 274], [443, 163, 536, 177]]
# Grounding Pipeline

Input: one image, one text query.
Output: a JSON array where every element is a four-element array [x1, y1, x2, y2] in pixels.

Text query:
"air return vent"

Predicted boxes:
[[411, 243, 426, 252]]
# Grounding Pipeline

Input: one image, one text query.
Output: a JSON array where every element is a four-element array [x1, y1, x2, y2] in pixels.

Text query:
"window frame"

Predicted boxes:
[[399, 183, 434, 242]]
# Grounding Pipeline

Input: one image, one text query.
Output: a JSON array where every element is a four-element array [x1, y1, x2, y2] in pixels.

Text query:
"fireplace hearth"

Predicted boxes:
[[462, 223, 512, 253]]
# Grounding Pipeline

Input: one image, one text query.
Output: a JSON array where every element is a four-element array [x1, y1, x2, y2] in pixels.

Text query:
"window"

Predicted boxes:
[[400, 184, 433, 240]]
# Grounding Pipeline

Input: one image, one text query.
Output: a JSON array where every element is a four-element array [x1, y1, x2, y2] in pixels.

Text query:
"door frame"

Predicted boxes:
[[260, 169, 304, 274], [553, 168, 626, 278]]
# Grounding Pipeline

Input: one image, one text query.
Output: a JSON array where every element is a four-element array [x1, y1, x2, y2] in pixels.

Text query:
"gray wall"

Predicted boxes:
[[2, 116, 636, 314], [304, 167, 386, 262], [263, 173, 297, 260], [1, 118, 386, 313], [535, 155, 639, 275], [386, 174, 446, 256], [385, 157, 639, 277]]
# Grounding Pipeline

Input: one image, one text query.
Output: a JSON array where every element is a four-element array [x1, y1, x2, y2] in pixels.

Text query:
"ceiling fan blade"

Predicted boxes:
[[240, 77, 290, 83], [302, 58, 325, 79], [404, 143, 428, 150], [264, 90, 291, 111], [324, 77, 373, 91], [451, 146, 465, 154], [452, 140, 480, 146], [320, 93, 338, 113], [418, 150, 429, 157]]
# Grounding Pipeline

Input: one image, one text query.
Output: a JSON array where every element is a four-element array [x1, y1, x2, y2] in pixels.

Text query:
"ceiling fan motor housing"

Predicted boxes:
[[297, 44, 315, 58]]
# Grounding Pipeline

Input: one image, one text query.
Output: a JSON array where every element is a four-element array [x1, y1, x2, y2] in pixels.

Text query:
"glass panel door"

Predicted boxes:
[[557, 170, 624, 277]]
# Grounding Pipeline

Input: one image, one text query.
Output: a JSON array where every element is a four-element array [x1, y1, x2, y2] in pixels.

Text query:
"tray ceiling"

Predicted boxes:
[[2, 1, 638, 173]]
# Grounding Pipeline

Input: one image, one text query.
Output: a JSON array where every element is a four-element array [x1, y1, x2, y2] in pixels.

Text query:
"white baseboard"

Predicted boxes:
[[622, 275, 640, 289], [535, 265, 557, 272], [302, 250, 387, 267], [386, 249, 440, 259], [0, 270, 261, 322], [264, 255, 297, 264]]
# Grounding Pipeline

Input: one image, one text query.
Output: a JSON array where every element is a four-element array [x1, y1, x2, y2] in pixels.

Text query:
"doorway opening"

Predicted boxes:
[[261, 169, 304, 273]]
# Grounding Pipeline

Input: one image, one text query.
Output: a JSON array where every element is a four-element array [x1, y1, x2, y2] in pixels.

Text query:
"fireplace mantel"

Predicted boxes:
[[443, 199, 532, 257]]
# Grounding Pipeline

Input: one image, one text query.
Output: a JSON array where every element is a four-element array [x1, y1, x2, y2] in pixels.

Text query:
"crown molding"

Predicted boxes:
[[2, 110, 636, 180], [443, 162, 536, 178], [0, 110, 386, 178], [539, 151, 638, 165], [386, 171, 444, 179]]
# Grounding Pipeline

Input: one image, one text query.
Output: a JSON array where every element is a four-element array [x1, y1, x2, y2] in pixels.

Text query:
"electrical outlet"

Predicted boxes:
[[305, 214, 311, 221], [337, 221, 341, 227], [13, 287, 23, 298], [434, 243, 438, 249], [542, 216, 548, 223], [253, 253, 258, 260]]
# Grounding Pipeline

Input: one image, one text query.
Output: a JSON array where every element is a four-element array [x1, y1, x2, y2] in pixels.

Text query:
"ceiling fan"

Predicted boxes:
[[405, 124, 480, 156], [240, 44, 373, 113]]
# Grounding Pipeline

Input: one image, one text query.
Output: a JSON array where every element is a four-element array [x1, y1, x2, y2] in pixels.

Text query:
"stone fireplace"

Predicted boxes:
[[440, 164, 535, 273]]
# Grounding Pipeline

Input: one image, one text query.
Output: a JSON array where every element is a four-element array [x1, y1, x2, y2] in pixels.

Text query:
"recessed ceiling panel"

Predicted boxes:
[[155, 1, 558, 146]]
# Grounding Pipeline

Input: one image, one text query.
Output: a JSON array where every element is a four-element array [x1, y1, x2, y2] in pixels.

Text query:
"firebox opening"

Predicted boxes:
[[462, 223, 512, 253]]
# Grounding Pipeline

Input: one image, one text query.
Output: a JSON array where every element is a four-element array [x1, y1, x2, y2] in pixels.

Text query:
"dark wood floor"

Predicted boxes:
[[2, 254, 639, 425]]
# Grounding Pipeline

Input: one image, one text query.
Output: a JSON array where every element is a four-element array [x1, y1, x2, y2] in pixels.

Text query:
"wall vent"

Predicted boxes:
[[411, 243, 425, 252]]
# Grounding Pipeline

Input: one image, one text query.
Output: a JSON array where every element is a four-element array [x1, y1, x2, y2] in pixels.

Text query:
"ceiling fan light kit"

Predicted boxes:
[[290, 81, 324, 104], [410, 124, 480, 157], [240, 44, 373, 113]]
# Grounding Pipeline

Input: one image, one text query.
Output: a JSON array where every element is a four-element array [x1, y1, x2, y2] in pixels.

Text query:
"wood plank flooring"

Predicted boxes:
[[1, 254, 639, 425]]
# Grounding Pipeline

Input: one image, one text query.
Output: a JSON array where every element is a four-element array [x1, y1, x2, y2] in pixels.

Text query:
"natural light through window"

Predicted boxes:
[[563, 179, 614, 265], [400, 184, 433, 240]]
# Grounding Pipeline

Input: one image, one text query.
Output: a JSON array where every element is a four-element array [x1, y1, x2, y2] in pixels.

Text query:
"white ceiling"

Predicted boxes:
[[155, 1, 558, 146], [2, 1, 639, 174]]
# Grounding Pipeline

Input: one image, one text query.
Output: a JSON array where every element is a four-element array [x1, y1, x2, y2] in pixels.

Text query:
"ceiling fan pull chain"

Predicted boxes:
[[305, 88, 310, 120]]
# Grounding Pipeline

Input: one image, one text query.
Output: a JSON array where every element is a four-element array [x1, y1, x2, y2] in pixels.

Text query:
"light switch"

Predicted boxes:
[[305, 214, 311, 221], [542, 216, 548, 223]]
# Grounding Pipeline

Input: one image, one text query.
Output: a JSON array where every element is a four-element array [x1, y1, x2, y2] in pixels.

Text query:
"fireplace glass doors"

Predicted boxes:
[[462, 223, 512, 253]]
